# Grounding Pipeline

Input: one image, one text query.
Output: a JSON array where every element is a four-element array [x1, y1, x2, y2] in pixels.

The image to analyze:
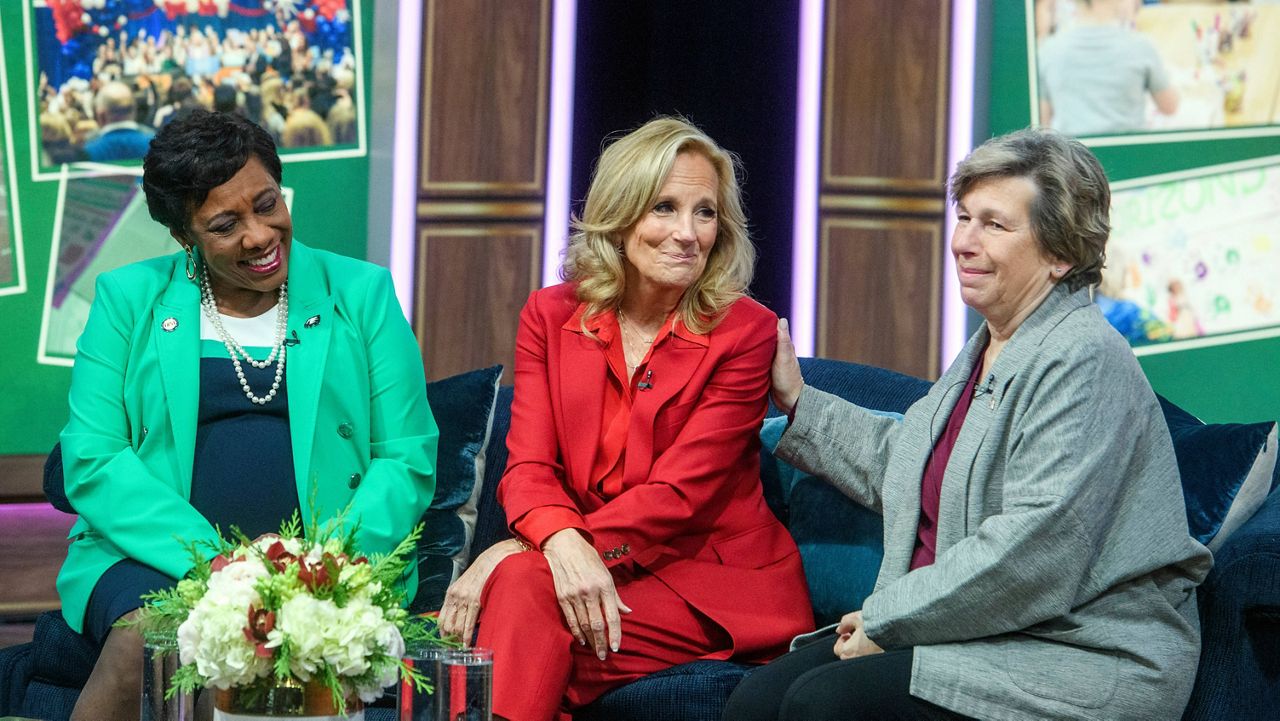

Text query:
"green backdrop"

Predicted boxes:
[[986, 0, 1279, 424], [0, 1, 375, 455]]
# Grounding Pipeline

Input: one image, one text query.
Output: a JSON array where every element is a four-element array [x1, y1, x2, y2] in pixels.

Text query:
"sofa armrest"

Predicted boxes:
[[1204, 487, 1280, 605], [1184, 488, 1280, 720]]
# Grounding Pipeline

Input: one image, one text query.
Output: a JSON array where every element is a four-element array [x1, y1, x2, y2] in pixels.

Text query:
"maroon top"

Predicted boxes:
[[910, 354, 987, 570]]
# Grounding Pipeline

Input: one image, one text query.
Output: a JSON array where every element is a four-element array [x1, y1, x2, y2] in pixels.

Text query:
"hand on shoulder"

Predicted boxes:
[[771, 318, 804, 417]]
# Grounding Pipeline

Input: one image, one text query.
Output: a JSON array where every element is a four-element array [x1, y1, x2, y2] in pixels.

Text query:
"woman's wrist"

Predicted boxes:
[[785, 384, 804, 422]]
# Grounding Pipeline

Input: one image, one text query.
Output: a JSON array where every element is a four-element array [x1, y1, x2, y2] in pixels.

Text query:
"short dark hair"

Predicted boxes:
[[212, 84, 239, 114], [169, 76, 193, 102], [142, 109, 282, 237], [950, 128, 1110, 291]]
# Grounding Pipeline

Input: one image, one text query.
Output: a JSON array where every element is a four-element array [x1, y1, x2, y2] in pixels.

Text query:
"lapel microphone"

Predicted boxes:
[[283, 330, 301, 347], [638, 369, 654, 391], [973, 373, 997, 409]]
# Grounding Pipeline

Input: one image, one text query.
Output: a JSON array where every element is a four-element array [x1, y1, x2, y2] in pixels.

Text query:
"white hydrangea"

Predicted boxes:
[[266, 592, 406, 701], [268, 594, 338, 680], [176, 557, 272, 688]]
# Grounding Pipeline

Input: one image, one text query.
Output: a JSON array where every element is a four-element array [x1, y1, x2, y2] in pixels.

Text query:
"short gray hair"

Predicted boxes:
[[950, 128, 1110, 291]]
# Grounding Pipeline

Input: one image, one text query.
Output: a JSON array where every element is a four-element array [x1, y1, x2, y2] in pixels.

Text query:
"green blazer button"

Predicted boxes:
[[348, 473, 362, 489], [337, 422, 354, 438]]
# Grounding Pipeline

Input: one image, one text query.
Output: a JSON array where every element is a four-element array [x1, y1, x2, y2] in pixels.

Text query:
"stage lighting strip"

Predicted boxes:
[[389, 0, 423, 318], [943, 0, 978, 367], [542, 0, 578, 288], [789, 0, 824, 357]]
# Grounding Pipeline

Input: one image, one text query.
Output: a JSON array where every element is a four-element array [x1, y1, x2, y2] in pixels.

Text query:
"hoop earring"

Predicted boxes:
[[184, 245, 198, 281]]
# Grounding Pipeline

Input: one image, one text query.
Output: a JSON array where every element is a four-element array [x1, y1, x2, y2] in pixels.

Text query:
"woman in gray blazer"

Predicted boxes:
[[724, 129, 1212, 721]]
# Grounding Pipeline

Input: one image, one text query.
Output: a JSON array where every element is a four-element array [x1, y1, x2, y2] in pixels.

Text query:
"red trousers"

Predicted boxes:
[[475, 550, 729, 721]]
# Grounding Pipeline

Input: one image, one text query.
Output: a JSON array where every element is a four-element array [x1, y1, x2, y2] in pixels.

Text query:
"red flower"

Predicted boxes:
[[243, 605, 276, 658], [296, 553, 337, 591], [210, 554, 239, 573], [296, 552, 342, 592], [265, 540, 297, 572]]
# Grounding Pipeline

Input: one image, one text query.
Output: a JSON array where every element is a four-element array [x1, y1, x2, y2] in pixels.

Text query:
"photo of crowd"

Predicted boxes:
[[33, 0, 361, 170]]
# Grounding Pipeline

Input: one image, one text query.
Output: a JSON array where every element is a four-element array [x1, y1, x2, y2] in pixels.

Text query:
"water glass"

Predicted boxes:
[[400, 644, 448, 721], [400, 646, 493, 721], [141, 633, 194, 721]]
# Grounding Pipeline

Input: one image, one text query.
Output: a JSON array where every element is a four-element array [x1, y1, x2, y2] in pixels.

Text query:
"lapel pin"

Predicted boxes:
[[161, 317, 178, 332], [305, 315, 321, 328]]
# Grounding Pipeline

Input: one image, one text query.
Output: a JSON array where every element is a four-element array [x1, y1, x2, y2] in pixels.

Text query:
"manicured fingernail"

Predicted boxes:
[[597, 650, 607, 660], [611, 642, 619, 652]]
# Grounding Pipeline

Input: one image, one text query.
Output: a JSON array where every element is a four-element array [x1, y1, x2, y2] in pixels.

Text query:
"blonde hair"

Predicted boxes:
[[326, 99, 357, 145], [260, 75, 285, 107], [563, 116, 754, 335], [281, 107, 332, 148]]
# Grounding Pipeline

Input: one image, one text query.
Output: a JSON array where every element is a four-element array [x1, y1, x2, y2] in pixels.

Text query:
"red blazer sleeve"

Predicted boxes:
[[583, 308, 775, 568], [499, 290, 590, 545]]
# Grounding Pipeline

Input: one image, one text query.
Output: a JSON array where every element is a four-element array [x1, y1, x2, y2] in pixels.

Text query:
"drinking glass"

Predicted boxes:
[[140, 632, 194, 721], [399, 644, 448, 721], [399, 646, 492, 721]]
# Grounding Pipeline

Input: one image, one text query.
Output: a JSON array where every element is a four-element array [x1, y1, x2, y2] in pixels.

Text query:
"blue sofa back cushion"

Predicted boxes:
[[756, 358, 930, 627], [1157, 395, 1279, 550], [760, 416, 885, 628], [410, 365, 502, 614]]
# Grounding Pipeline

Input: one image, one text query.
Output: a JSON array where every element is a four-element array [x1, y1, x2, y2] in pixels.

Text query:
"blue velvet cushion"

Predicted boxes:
[[760, 414, 896, 628], [756, 358, 932, 628], [410, 365, 502, 613], [1158, 396, 1279, 552]]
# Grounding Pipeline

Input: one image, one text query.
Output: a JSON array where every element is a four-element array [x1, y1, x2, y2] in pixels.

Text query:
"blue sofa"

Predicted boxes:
[[3, 358, 1278, 720]]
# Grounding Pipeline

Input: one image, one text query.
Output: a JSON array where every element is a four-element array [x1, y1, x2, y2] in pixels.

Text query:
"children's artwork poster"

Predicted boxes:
[[1104, 156, 1280, 352], [1030, 0, 1280, 143], [26, 0, 365, 181]]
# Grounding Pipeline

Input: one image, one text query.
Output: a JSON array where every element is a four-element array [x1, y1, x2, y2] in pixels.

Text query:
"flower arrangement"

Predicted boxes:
[[133, 510, 453, 715]]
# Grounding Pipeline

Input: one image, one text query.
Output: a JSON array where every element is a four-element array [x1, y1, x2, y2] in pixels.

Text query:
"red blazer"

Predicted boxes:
[[499, 282, 813, 661]]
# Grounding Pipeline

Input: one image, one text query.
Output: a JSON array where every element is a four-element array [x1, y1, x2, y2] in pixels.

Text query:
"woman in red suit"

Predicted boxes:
[[438, 117, 813, 720]]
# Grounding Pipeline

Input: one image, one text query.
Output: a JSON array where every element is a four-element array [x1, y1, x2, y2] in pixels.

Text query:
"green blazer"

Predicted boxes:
[[57, 241, 438, 633]]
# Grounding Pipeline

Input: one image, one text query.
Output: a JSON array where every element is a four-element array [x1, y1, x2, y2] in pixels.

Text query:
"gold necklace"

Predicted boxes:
[[617, 310, 657, 369]]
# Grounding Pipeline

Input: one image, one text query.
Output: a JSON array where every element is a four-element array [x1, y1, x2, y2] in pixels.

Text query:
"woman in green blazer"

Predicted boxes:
[[58, 110, 438, 720]]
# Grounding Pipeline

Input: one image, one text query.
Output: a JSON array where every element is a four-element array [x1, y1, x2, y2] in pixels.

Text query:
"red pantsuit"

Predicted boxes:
[[480, 283, 813, 721], [478, 551, 728, 721]]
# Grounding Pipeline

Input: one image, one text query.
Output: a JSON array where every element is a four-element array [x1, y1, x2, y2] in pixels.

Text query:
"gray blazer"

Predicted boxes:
[[777, 285, 1213, 721]]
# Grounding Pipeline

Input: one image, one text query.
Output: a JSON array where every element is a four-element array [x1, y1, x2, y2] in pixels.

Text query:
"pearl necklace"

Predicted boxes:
[[199, 266, 288, 405]]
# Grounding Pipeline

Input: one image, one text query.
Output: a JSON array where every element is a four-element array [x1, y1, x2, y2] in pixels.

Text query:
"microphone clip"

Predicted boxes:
[[974, 373, 996, 409], [283, 330, 301, 347], [637, 369, 654, 391]]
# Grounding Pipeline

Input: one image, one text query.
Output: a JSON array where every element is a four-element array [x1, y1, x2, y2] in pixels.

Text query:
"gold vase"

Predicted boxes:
[[212, 676, 364, 719]]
